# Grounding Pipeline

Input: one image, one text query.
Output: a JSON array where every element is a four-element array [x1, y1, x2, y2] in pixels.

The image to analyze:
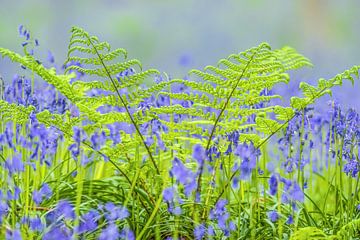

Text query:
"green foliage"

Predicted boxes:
[[290, 227, 328, 240], [0, 26, 359, 239]]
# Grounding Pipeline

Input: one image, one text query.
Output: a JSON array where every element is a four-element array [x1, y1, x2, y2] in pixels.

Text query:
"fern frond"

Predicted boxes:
[[336, 218, 360, 239], [0, 100, 35, 124], [65, 26, 162, 174], [291, 65, 360, 110], [289, 227, 327, 240]]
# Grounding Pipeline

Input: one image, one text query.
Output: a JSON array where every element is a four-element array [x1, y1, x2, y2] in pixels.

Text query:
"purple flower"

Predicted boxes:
[[172, 206, 182, 216], [18, 25, 23, 35], [77, 210, 99, 234], [40, 184, 52, 199], [47, 51, 55, 64], [29, 216, 43, 232], [194, 223, 206, 240], [32, 184, 52, 205], [120, 228, 135, 240], [0, 201, 9, 222], [286, 215, 294, 224], [289, 183, 304, 202], [163, 187, 175, 202], [56, 200, 75, 220], [5, 228, 22, 240], [104, 202, 129, 221], [43, 225, 72, 240], [32, 190, 42, 205], [170, 158, 197, 197], [267, 210, 279, 222], [269, 174, 278, 196], [207, 225, 215, 236], [344, 160, 359, 177], [99, 224, 119, 240], [5, 154, 24, 174]]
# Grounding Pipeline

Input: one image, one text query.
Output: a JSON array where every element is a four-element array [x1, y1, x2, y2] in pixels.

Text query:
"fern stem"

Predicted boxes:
[[86, 34, 160, 175], [213, 69, 352, 204], [197, 50, 258, 222], [297, 109, 305, 190]]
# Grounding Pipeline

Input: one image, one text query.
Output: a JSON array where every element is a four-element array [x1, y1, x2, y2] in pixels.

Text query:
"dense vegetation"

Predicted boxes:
[[0, 26, 360, 239]]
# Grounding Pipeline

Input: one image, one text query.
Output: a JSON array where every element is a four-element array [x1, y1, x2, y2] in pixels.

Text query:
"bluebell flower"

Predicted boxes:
[[120, 227, 135, 240], [47, 51, 55, 64], [267, 210, 279, 222], [232, 176, 240, 188], [5, 154, 24, 174], [0, 201, 9, 223], [194, 223, 206, 240], [56, 200, 75, 220], [40, 183, 52, 199], [173, 206, 182, 216], [43, 225, 72, 240], [269, 174, 278, 196], [107, 123, 121, 145], [77, 210, 99, 234], [344, 160, 360, 177], [33, 184, 52, 205], [192, 144, 205, 164], [29, 216, 44, 232], [163, 187, 175, 202], [207, 225, 215, 236], [286, 215, 294, 224], [99, 223, 119, 240], [225, 144, 232, 155], [170, 158, 197, 197], [289, 182, 304, 202], [5, 228, 22, 240], [18, 25, 23, 35], [104, 202, 129, 221]]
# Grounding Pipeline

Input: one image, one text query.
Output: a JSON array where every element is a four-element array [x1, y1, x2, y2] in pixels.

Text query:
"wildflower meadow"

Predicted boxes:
[[0, 25, 360, 240]]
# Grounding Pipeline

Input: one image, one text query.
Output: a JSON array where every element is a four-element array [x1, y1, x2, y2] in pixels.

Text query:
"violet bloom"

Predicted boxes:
[[286, 215, 294, 224], [29, 216, 44, 232], [5, 228, 22, 240], [194, 223, 206, 240], [192, 144, 205, 164], [170, 158, 197, 197], [47, 51, 55, 64], [99, 224, 119, 240], [104, 202, 129, 221], [77, 210, 99, 234], [5, 154, 24, 175], [163, 187, 175, 202], [267, 210, 279, 222], [120, 228, 135, 240], [289, 182, 304, 202], [269, 174, 278, 196], [32, 184, 52, 205], [56, 200, 75, 220], [43, 225, 72, 240], [0, 201, 9, 223]]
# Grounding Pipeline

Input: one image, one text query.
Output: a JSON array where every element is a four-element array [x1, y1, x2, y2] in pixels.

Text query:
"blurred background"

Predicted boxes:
[[0, 0, 359, 110]]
